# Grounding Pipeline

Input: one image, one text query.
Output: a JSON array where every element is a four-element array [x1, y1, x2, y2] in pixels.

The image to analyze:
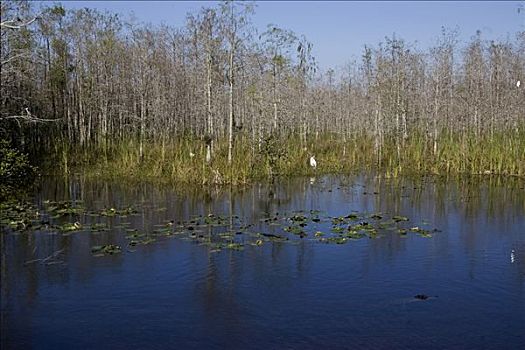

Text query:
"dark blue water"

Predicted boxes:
[[1, 175, 524, 349]]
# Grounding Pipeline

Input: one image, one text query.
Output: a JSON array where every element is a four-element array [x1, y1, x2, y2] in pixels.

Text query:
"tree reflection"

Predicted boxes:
[[1, 173, 524, 343]]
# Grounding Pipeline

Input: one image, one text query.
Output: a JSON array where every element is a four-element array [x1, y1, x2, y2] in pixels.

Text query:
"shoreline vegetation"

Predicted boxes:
[[45, 131, 524, 185], [1, 1, 524, 189]]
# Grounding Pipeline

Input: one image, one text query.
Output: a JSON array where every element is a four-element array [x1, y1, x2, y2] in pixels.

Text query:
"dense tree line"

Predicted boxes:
[[1, 1, 524, 170]]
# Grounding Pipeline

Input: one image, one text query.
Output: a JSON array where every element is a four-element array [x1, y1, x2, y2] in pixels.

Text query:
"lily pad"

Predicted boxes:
[[60, 222, 82, 232], [225, 243, 244, 251], [91, 244, 121, 256], [393, 215, 409, 222], [326, 237, 348, 244]]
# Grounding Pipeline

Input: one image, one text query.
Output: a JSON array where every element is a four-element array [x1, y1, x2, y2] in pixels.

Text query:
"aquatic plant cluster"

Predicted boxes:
[[1, 198, 439, 260]]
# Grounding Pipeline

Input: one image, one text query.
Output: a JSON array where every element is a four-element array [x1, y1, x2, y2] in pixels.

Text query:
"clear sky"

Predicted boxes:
[[41, 1, 524, 70]]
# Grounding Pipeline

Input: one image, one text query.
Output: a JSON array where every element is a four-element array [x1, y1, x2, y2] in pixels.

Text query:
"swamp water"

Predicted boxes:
[[1, 174, 524, 349]]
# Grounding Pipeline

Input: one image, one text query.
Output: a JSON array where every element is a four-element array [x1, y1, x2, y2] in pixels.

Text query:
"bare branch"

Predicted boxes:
[[1, 108, 61, 123], [0, 16, 38, 30]]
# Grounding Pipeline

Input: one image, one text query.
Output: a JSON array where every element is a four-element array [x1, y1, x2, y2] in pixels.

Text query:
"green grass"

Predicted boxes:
[[40, 130, 525, 184]]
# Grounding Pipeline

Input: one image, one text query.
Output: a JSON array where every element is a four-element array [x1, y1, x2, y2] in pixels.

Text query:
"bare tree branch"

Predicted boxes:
[[0, 16, 38, 30], [1, 108, 60, 123]]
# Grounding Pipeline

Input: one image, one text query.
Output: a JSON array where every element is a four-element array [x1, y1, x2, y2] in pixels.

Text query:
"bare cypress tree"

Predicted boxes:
[[2, 1, 524, 177], [219, 0, 253, 165]]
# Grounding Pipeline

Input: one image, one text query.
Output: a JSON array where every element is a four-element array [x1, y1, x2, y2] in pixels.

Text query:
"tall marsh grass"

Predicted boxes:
[[43, 130, 525, 184]]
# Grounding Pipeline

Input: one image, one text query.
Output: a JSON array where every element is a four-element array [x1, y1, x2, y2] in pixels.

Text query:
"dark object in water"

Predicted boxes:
[[261, 233, 285, 239], [414, 294, 430, 300]]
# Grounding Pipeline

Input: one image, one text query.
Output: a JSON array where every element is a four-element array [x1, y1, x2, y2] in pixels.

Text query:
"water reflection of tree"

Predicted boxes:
[[3, 174, 524, 330], [34, 174, 525, 264]]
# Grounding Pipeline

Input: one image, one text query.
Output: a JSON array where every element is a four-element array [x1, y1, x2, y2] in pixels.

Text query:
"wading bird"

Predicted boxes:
[[309, 155, 317, 169], [517, 80, 521, 88], [206, 145, 211, 163]]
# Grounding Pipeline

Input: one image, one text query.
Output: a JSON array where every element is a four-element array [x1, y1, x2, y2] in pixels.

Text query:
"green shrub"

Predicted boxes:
[[0, 140, 37, 200]]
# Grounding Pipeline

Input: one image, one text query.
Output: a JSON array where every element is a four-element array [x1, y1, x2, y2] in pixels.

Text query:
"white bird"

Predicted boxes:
[[205, 145, 211, 163], [511, 249, 515, 263], [309, 155, 317, 169], [517, 80, 521, 88], [189, 151, 195, 158]]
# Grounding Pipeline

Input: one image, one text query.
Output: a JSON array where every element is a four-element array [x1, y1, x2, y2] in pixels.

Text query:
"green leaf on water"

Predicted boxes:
[[327, 237, 348, 244], [226, 243, 244, 251], [331, 226, 344, 233], [393, 215, 409, 222], [60, 222, 82, 232], [91, 244, 121, 256]]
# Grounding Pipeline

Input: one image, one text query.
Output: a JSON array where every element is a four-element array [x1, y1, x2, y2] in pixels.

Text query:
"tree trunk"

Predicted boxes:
[[228, 47, 234, 165]]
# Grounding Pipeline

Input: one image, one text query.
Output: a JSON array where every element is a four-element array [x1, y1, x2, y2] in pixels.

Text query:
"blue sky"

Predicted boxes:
[[42, 1, 524, 70]]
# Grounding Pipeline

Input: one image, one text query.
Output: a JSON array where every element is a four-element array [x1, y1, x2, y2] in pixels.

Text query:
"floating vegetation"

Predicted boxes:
[[260, 233, 288, 242], [346, 213, 360, 220], [324, 237, 348, 244], [152, 208, 440, 249], [44, 200, 85, 218], [398, 229, 408, 236], [59, 222, 82, 232], [392, 215, 409, 222], [409, 227, 434, 238], [290, 214, 307, 223], [225, 243, 244, 251], [1, 194, 442, 261], [88, 223, 110, 232], [330, 226, 344, 233], [203, 214, 228, 226], [124, 231, 156, 246], [129, 237, 156, 246], [125, 232, 146, 240], [100, 206, 137, 217], [345, 231, 365, 239], [284, 225, 307, 237], [91, 244, 122, 256], [0, 200, 40, 232], [100, 208, 117, 216], [152, 227, 173, 236]]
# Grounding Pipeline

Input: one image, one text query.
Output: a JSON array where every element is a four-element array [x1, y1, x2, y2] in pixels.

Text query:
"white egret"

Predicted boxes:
[[309, 155, 317, 169], [205, 144, 211, 163], [517, 80, 521, 88], [189, 151, 195, 158]]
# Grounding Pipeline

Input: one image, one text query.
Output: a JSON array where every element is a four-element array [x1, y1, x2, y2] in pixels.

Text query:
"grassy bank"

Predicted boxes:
[[41, 131, 525, 185]]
